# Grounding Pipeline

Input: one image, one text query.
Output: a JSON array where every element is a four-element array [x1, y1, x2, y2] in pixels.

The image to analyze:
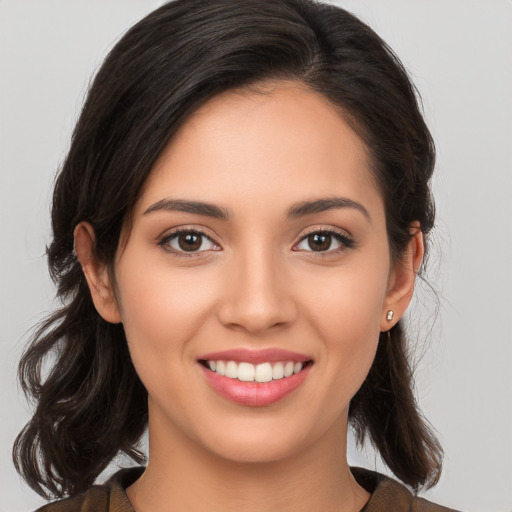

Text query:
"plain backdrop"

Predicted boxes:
[[1, 1, 511, 511]]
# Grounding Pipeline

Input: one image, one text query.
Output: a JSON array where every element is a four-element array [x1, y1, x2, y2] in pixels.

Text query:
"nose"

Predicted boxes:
[[217, 247, 298, 334]]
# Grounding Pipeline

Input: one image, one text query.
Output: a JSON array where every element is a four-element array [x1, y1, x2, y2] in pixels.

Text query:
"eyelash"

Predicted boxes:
[[157, 227, 355, 257], [293, 228, 356, 256], [157, 228, 220, 258]]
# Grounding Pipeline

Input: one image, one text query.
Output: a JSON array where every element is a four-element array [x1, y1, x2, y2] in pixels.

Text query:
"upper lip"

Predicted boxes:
[[198, 348, 312, 365]]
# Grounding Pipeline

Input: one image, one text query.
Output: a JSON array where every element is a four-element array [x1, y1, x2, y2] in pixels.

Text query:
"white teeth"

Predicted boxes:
[[237, 362, 255, 382], [283, 361, 294, 377], [272, 362, 284, 380], [225, 361, 238, 379], [216, 360, 225, 376], [206, 360, 307, 382], [255, 363, 273, 383]]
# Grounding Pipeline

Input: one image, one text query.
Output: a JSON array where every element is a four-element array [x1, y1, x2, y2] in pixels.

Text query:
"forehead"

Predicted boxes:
[[137, 82, 382, 217]]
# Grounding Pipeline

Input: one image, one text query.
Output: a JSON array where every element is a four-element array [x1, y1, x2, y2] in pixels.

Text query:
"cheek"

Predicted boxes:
[[301, 261, 389, 337], [323, 290, 381, 378], [113, 253, 219, 370], [298, 260, 389, 390]]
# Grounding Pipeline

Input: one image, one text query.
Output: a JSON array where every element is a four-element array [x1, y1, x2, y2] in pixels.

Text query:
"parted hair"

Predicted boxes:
[[14, 0, 442, 499]]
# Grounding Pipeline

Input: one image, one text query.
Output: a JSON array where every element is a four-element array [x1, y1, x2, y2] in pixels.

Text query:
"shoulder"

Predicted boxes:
[[351, 467, 461, 512], [34, 487, 104, 512], [34, 467, 144, 512]]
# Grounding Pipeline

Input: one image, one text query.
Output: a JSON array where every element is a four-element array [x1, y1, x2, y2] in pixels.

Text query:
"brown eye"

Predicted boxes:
[[160, 230, 219, 254], [307, 233, 332, 251], [294, 230, 354, 253], [178, 233, 203, 251]]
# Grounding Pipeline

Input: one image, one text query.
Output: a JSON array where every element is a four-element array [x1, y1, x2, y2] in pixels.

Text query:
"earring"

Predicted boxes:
[[386, 310, 394, 322]]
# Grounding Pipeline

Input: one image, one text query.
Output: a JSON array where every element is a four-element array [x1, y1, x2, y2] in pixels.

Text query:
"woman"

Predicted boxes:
[[13, 0, 459, 510]]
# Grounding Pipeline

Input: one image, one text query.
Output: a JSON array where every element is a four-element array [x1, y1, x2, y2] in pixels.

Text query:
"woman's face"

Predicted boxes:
[[107, 83, 407, 463]]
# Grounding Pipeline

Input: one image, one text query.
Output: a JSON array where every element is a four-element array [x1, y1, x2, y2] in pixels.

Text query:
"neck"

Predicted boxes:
[[127, 408, 369, 512]]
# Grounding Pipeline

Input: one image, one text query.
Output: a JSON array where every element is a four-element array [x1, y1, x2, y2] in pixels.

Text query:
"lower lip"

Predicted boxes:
[[200, 364, 311, 407]]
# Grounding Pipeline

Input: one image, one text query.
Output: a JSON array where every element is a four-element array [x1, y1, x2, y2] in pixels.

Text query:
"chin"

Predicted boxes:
[[194, 413, 337, 466], [208, 434, 303, 465]]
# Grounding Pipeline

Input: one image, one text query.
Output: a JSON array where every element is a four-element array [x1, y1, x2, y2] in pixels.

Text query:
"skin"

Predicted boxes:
[[75, 81, 423, 512]]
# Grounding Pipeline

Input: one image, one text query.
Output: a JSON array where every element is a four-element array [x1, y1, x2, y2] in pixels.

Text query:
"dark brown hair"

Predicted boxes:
[[14, 0, 441, 499]]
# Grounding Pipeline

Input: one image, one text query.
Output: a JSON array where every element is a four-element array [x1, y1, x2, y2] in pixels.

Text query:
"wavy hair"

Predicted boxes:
[[14, 0, 441, 498]]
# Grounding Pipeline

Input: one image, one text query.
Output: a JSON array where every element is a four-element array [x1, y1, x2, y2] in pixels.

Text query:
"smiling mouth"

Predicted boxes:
[[200, 359, 314, 383]]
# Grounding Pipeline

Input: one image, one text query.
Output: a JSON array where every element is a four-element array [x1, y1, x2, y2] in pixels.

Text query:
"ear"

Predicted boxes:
[[73, 222, 122, 324], [380, 222, 424, 331]]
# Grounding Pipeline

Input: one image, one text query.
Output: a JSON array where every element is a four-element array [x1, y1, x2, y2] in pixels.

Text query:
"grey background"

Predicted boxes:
[[1, 1, 511, 511]]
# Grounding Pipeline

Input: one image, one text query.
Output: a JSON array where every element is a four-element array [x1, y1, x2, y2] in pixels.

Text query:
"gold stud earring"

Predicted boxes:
[[386, 310, 394, 322]]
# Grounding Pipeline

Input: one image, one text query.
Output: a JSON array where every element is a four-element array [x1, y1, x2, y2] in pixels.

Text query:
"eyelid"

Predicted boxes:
[[155, 224, 355, 257], [298, 225, 352, 239], [292, 226, 355, 253], [157, 226, 222, 256]]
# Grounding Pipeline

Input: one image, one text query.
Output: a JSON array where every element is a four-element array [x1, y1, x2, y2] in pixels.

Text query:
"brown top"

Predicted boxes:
[[36, 466, 460, 512]]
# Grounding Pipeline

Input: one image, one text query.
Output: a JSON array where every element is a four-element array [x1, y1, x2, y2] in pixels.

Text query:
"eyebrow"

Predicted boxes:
[[143, 196, 370, 222], [143, 199, 230, 219], [287, 197, 371, 221]]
